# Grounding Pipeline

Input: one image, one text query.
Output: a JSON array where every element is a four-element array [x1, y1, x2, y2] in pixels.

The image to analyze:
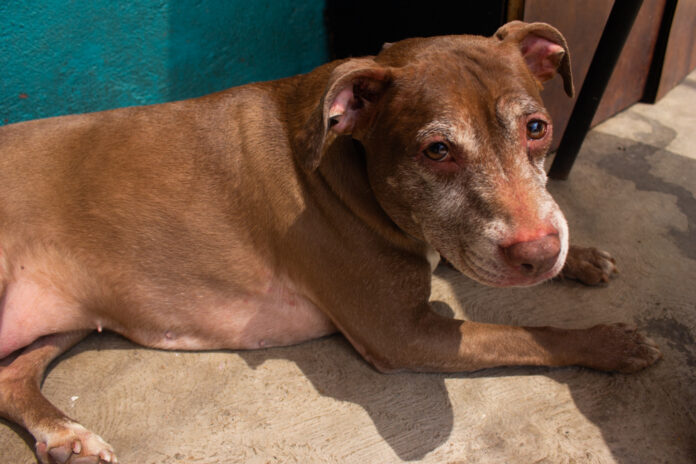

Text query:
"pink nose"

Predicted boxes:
[[502, 233, 561, 277]]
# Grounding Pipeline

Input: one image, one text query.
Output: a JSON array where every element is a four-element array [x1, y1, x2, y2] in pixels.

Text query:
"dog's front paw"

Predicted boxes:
[[584, 323, 662, 373], [560, 245, 618, 285], [35, 420, 117, 464]]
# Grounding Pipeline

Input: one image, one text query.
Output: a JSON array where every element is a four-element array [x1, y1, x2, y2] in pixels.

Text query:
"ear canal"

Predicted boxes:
[[496, 21, 574, 98], [326, 87, 357, 134], [295, 59, 392, 172]]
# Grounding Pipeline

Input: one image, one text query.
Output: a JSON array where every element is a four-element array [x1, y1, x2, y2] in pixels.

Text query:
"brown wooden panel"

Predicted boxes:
[[592, 0, 666, 124], [523, 0, 668, 149], [507, 0, 526, 21], [523, 0, 613, 150], [656, 0, 696, 99]]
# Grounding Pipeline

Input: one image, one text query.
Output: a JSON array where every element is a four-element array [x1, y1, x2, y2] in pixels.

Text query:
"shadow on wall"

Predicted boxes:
[[166, 1, 327, 102], [0, 1, 328, 125]]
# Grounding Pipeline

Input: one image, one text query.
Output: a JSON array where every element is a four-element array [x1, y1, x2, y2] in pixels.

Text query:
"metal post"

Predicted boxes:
[[548, 0, 644, 180]]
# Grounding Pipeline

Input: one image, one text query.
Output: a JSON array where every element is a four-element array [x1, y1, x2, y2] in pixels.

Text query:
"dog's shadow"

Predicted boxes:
[[236, 313, 456, 461], [231, 260, 685, 463], [230, 273, 560, 462]]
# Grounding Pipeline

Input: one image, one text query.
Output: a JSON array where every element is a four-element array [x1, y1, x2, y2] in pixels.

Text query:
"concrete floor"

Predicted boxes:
[[2, 70, 696, 463]]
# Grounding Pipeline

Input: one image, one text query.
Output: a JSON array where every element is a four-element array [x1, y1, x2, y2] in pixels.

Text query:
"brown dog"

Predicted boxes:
[[0, 21, 661, 463]]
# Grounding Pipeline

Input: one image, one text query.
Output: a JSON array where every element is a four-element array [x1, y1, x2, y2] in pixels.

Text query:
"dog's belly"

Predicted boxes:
[[122, 277, 338, 352], [0, 263, 336, 357]]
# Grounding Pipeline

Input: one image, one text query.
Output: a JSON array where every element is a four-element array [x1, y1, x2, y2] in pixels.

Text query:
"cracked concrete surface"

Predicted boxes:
[[2, 70, 695, 463]]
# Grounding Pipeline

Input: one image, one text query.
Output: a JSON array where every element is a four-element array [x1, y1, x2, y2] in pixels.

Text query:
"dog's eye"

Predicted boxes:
[[526, 120, 547, 140], [423, 142, 449, 161]]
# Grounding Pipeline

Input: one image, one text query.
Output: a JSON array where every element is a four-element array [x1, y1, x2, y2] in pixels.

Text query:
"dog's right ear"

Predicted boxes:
[[295, 58, 392, 172], [495, 21, 574, 98]]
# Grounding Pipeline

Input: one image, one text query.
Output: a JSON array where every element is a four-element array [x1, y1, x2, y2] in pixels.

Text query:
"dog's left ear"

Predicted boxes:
[[495, 21, 574, 98], [296, 58, 392, 172]]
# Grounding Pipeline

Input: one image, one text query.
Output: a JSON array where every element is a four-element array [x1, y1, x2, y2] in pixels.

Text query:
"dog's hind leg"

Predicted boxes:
[[0, 330, 118, 463]]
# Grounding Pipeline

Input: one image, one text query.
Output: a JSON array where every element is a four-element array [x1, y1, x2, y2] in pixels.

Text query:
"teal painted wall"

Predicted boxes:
[[0, 1, 328, 125]]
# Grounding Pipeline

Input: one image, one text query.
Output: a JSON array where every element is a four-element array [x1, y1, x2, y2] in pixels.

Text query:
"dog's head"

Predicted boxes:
[[299, 21, 574, 287]]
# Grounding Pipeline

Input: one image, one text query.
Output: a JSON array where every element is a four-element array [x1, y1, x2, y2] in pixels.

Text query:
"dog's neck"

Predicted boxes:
[[276, 65, 429, 258], [318, 136, 426, 254]]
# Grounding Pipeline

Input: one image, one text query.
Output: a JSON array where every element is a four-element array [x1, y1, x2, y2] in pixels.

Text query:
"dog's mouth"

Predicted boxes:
[[423, 204, 570, 287], [439, 233, 569, 288], [453, 250, 564, 287]]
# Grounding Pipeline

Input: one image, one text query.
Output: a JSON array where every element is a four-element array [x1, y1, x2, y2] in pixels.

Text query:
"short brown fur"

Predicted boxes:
[[0, 22, 660, 463]]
